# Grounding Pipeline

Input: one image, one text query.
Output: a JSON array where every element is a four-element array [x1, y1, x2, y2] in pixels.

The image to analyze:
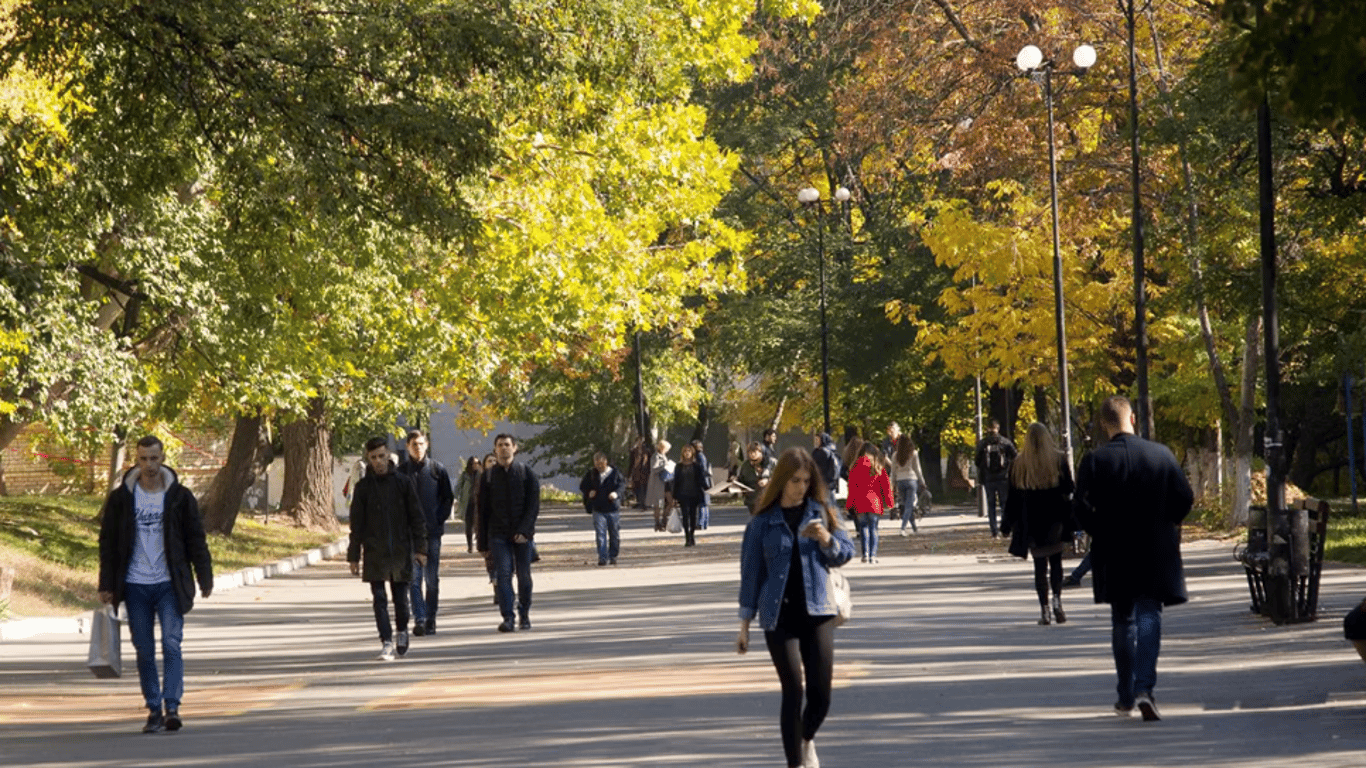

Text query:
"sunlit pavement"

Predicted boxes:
[[4, 504, 1366, 767]]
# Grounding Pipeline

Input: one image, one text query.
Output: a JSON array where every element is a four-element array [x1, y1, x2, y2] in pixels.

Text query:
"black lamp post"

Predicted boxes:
[[798, 185, 850, 436], [1016, 42, 1095, 467], [1124, 0, 1153, 439]]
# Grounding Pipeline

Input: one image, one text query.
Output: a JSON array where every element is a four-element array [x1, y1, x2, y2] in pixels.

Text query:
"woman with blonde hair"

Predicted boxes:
[[1001, 422, 1076, 625], [738, 448, 855, 768]]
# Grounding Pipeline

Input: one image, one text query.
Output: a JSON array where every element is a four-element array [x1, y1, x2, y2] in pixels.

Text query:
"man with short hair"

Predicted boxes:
[[1074, 395, 1194, 722], [396, 430, 455, 637], [761, 428, 779, 463], [478, 434, 541, 632], [348, 436, 427, 661], [99, 436, 214, 733], [974, 419, 1017, 537], [690, 439, 713, 530], [580, 451, 625, 566], [812, 431, 842, 507]]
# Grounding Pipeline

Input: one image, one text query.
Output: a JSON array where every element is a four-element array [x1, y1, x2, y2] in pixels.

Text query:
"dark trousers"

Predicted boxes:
[[369, 580, 410, 642], [1033, 552, 1063, 605], [764, 615, 836, 768], [982, 480, 1008, 536], [679, 500, 701, 545]]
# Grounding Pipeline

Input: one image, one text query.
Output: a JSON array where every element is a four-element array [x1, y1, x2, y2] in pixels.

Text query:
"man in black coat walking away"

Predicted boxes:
[[1074, 396, 1194, 721], [98, 435, 214, 734], [397, 430, 455, 637], [478, 433, 540, 633], [974, 420, 1016, 537]]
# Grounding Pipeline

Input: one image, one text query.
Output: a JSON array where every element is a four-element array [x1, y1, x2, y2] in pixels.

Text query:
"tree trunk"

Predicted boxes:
[[769, 394, 787, 434], [202, 411, 273, 536], [1230, 315, 1262, 526], [278, 397, 339, 532], [691, 400, 710, 444], [106, 439, 127, 493], [0, 417, 26, 459]]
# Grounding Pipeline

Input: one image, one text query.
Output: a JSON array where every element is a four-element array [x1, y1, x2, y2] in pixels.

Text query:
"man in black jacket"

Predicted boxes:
[[1074, 396, 1194, 722], [974, 420, 1017, 537], [397, 430, 455, 637], [348, 436, 427, 661], [478, 433, 540, 632], [580, 452, 626, 566], [98, 435, 214, 734]]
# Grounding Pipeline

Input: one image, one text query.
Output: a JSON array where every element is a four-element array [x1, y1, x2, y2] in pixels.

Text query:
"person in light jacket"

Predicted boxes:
[[892, 434, 925, 535], [645, 439, 674, 532], [737, 448, 855, 768]]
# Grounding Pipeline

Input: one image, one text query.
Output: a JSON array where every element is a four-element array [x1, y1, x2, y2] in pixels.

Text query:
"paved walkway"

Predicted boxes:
[[3, 504, 1366, 767]]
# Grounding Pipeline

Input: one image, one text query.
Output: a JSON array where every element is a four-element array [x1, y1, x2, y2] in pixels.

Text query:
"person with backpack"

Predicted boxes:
[[974, 419, 1017, 538], [811, 431, 842, 508]]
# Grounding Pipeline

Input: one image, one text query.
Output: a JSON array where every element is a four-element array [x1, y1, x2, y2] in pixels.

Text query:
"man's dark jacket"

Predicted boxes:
[[348, 468, 427, 583], [580, 465, 626, 513], [1073, 433, 1195, 607], [98, 466, 214, 614], [813, 433, 841, 492], [477, 460, 540, 552], [397, 456, 455, 540], [974, 433, 1017, 484]]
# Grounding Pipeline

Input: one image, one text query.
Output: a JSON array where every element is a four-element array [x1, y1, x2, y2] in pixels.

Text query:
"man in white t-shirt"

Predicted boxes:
[[99, 436, 214, 734]]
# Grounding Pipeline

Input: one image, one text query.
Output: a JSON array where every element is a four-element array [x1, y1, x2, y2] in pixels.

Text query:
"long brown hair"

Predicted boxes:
[[752, 448, 843, 530], [860, 442, 884, 478], [841, 436, 864, 474], [1010, 422, 1063, 490], [895, 434, 916, 465]]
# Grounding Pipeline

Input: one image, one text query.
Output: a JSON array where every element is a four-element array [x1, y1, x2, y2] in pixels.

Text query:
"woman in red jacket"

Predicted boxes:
[[846, 443, 893, 563]]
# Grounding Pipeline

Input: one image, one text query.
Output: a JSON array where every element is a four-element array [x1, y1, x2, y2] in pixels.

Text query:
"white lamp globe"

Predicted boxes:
[[1016, 45, 1044, 71], [797, 187, 820, 203], [834, 187, 851, 202], [1072, 44, 1097, 70]]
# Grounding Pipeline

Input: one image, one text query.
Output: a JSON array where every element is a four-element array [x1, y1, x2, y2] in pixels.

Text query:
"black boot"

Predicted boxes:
[[1038, 603, 1052, 625], [1052, 595, 1066, 624]]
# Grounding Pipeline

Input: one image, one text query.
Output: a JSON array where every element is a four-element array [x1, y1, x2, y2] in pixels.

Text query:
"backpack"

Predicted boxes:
[[985, 442, 1005, 473]]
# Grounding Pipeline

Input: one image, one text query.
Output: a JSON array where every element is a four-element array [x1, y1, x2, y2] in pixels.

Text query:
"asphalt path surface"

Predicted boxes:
[[4, 502, 1366, 767]]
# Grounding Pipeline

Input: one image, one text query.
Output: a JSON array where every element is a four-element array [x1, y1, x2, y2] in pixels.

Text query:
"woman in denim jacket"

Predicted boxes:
[[737, 448, 855, 768]]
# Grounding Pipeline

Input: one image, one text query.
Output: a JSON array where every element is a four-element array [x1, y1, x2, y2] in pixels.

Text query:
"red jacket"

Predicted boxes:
[[846, 455, 893, 515]]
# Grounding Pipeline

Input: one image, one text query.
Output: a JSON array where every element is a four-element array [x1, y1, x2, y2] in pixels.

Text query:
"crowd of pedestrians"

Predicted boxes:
[[93, 397, 1193, 765]]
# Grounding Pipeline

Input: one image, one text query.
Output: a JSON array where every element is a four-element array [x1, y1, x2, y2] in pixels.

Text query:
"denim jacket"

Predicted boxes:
[[738, 498, 855, 631]]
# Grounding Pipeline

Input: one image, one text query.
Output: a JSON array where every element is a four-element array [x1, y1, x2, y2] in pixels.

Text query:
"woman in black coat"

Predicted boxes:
[[1001, 422, 1076, 625]]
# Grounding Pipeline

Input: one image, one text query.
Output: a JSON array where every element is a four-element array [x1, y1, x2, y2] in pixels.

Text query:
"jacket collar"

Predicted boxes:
[[121, 465, 178, 494]]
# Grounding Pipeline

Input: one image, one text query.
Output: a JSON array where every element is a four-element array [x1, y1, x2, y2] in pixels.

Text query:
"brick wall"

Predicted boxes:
[[0, 424, 231, 495]]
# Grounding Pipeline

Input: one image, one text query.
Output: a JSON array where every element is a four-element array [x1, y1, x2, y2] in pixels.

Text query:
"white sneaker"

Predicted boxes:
[[802, 739, 819, 767], [899, 528, 909, 537], [377, 641, 396, 661]]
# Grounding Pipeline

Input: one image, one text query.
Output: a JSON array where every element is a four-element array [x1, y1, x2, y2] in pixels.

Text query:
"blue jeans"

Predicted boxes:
[[409, 536, 443, 625], [1111, 597, 1163, 707], [490, 537, 533, 622], [699, 501, 710, 530], [897, 479, 919, 532], [123, 581, 184, 711], [593, 511, 621, 563], [982, 480, 1008, 536], [855, 513, 880, 558]]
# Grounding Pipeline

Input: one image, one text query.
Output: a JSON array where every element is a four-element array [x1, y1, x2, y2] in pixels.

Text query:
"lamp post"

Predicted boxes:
[[798, 185, 850, 436], [1123, 0, 1153, 439], [1016, 42, 1095, 468]]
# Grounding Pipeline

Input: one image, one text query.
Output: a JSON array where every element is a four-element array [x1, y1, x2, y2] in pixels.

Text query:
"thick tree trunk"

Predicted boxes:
[[279, 397, 339, 532], [691, 400, 710, 444], [0, 418, 26, 460], [1230, 316, 1262, 526], [202, 411, 273, 536]]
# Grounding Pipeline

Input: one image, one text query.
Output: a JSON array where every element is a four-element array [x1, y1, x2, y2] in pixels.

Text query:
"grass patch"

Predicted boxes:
[[1325, 512, 1366, 567], [0, 494, 339, 617]]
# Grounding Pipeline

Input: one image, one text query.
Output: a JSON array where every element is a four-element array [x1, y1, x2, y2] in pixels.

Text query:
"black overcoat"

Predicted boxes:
[[1002, 458, 1075, 559], [1073, 433, 1194, 607], [347, 469, 426, 583]]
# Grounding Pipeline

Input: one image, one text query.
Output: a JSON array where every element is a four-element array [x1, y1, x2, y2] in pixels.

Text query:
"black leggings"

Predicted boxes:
[[1033, 552, 1063, 605], [764, 615, 836, 768]]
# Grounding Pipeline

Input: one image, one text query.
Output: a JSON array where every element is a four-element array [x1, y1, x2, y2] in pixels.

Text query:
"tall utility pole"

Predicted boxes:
[[1125, 0, 1153, 439]]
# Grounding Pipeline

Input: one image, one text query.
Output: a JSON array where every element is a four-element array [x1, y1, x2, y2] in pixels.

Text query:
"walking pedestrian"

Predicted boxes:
[[98, 435, 214, 733], [892, 434, 925, 536], [737, 447, 855, 768], [645, 439, 674, 532], [397, 430, 455, 637], [629, 436, 651, 509], [1074, 396, 1194, 721], [1000, 422, 1075, 626], [974, 419, 1017, 537], [477, 434, 541, 633], [811, 431, 842, 509], [669, 443, 712, 546], [580, 451, 626, 566], [736, 441, 775, 513], [761, 427, 780, 463], [347, 436, 427, 661], [691, 439, 713, 530], [846, 443, 893, 564], [457, 456, 480, 553]]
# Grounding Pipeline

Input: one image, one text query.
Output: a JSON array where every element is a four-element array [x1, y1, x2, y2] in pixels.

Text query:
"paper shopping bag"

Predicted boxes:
[[86, 605, 122, 679]]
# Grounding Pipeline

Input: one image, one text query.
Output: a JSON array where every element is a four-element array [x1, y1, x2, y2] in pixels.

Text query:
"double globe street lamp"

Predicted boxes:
[[1016, 42, 1096, 467], [797, 185, 851, 437]]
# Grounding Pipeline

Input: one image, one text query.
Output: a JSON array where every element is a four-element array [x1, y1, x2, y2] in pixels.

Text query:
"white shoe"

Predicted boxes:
[[899, 528, 908, 537], [377, 641, 396, 661], [802, 739, 819, 768]]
